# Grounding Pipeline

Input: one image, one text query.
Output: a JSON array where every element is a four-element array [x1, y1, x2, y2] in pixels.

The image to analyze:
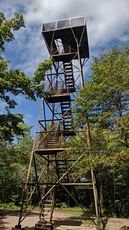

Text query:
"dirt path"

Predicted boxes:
[[0, 210, 129, 230]]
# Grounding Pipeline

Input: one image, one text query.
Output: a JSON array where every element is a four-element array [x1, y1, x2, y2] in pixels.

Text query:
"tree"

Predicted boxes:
[[74, 44, 129, 221], [0, 127, 33, 205], [0, 12, 52, 141], [75, 44, 129, 153], [0, 12, 25, 51]]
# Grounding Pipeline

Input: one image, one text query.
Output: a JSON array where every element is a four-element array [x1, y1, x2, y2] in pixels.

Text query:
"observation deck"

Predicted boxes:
[[42, 16, 89, 61]]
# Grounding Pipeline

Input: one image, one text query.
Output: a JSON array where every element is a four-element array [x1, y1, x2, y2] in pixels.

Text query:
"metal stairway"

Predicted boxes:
[[63, 61, 75, 92], [38, 123, 60, 149], [55, 159, 68, 181], [34, 187, 55, 230], [46, 132, 55, 148], [61, 101, 73, 132]]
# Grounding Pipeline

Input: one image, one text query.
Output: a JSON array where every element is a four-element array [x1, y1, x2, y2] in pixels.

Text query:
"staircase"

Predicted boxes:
[[46, 132, 55, 148], [61, 101, 73, 132], [38, 123, 60, 149], [63, 61, 75, 92], [34, 187, 55, 230], [55, 159, 68, 182]]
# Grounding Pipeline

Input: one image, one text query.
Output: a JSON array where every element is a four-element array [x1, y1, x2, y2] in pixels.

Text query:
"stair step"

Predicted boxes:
[[57, 168, 66, 171], [65, 73, 73, 75], [62, 113, 71, 115], [65, 80, 73, 84], [62, 107, 70, 112], [62, 110, 70, 113], [62, 111, 71, 113], [62, 110, 70, 112], [64, 122, 72, 125], [62, 105, 70, 107], [65, 81, 74, 84], [66, 83, 74, 86], [63, 111, 71, 113], [65, 73, 73, 76], [61, 103, 70, 106], [62, 109, 70, 111], [64, 64, 72, 67], [62, 111, 70, 114], [61, 101, 70, 104], [62, 108, 70, 110], [64, 67, 72, 70], [63, 117, 72, 120], [63, 119, 72, 122], [43, 211, 50, 215], [64, 125, 72, 127], [42, 208, 51, 211], [66, 81, 74, 84], [35, 221, 53, 230], [62, 106, 70, 108], [57, 166, 66, 168], [45, 200, 52, 203], [47, 142, 54, 144], [47, 141, 54, 144], [44, 204, 51, 207]]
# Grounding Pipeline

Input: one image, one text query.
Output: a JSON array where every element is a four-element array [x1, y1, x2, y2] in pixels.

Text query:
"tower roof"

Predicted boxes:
[[42, 16, 86, 31]]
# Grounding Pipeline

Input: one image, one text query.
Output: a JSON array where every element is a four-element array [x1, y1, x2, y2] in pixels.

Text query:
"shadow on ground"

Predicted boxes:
[[54, 217, 82, 227], [0, 210, 39, 230], [54, 213, 94, 228], [0, 210, 8, 229], [0, 210, 95, 230]]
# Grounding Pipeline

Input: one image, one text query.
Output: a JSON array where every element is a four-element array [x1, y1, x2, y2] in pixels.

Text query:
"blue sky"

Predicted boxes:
[[0, 0, 129, 136]]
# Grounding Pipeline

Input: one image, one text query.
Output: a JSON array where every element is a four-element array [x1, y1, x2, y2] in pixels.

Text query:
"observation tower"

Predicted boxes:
[[15, 16, 100, 230]]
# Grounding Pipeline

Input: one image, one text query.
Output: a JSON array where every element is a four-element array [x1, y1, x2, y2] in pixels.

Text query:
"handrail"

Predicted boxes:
[[45, 81, 70, 94], [36, 122, 63, 149], [54, 123, 61, 145]]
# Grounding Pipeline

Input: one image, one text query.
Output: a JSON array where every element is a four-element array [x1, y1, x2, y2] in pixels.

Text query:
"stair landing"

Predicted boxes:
[[35, 147, 66, 155]]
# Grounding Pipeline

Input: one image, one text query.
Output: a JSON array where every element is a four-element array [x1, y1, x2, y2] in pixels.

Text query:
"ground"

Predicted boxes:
[[0, 210, 129, 230]]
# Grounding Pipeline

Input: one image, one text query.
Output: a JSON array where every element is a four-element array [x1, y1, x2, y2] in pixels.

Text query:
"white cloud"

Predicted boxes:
[[23, 113, 33, 124], [15, 95, 25, 104], [0, 0, 129, 132], [1, 0, 129, 87], [1, 0, 129, 76]]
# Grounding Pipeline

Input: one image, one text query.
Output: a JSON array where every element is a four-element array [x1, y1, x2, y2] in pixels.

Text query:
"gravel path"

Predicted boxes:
[[0, 210, 129, 230]]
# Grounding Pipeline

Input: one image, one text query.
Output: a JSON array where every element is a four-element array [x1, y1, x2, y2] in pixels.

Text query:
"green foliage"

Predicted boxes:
[[73, 44, 129, 218], [32, 58, 53, 98], [0, 128, 33, 205], [0, 12, 25, 51], [0, 12, 52, 141], [75, 44, 129, 152], [121, 227, 129, 230]]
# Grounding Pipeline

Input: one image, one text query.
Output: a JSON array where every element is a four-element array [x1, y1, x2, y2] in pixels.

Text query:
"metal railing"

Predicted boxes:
[[45, 81, 70, 95]]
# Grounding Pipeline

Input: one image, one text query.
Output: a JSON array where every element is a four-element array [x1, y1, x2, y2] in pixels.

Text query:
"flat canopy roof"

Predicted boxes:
[[43, 16, 86, 32]]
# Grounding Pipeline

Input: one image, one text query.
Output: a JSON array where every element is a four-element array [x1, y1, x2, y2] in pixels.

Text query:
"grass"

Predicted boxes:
[[0, 203, 21, 210]]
